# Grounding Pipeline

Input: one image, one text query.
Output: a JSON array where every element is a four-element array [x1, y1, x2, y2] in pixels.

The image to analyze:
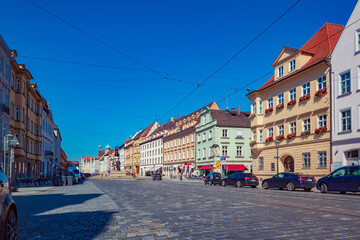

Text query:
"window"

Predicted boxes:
[[278, 66, 283, 77], [209, 147, 212, 157], [341, 109, 351, 132], [197, 134, 200, 142], [303, 153, 310, 168], [182, 137, 185, 145], [252, 131, 256, 141], [178, 151, 181, 160], [318, 151, 327, 168], [203, 132, 206, 141], [171, 140, 173, 148], [222, 129, 228, 137], [252, 102, 256, 113], [22, 81, 25, 94], [187, 149, 189, 159], [319, 115, 327, 128], [271, 163, 275, 171], [259, 101, 263, 114], [302, 82, 310, 96], [191, 149, 194, 158], [259, 157, 264, 170], [317, 76, 326, 90], [197, 149, 200, 159], [268, 128, 273, 137], [303, 119, 310, 131], [209, 130, 212, 139], [16, 79, 20, 92], [289, 60, 295, 72], [236, 146, 242, 156], [356, 29, 360, 52], [279, 125, 284, 136], [236, 130, 242, 138], [187, 135, 189, 144], [15, 106, 20, 121], [259, 130, 263, 142], [268, 97, 273, 108], [340, 71, 351, 95], [203, 148, 205, 158], [174, 139, 177, 147], [222, 146, 228, 156], [183, 150, 185, 160], [289, 88, 296, 101], [191, 134, 194, 142], [278, 93, 284, 104], [10, 104, 13, 119], [290, 122, 296, 133]]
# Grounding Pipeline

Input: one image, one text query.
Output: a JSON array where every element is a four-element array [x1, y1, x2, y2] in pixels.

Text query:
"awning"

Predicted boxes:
[[152, 166, 161, 171], [144, 166, 153, 172], [198, 165, 216, 170], [223, 164, 248, 171]]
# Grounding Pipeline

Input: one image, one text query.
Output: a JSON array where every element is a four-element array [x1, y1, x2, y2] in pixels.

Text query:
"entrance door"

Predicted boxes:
[[284, 156, 294, 172]]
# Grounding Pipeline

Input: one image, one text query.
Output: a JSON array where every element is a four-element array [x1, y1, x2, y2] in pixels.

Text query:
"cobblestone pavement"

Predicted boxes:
[[14, 178, 360, 239]]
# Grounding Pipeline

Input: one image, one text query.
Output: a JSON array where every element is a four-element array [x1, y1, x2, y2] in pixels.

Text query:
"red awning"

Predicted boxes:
[[198, 165, 216, 170], [223, 164, 248, 171]]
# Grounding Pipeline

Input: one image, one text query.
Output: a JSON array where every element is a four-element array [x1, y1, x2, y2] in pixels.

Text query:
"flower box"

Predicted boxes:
[[249, 140, 256, 146], [301, 130, 311, 136], [287, 132, 296, 139], [265, 107, 273, 114], [287, 100, 296, 106], [315, 126, 327, 134], [315, 88, 327, 97], [265, 136, 273, 142], [276, 103, 284, 110], [250, 113, 256, 118], [299, 94, 311, 102], [276, 135, 284, 141]]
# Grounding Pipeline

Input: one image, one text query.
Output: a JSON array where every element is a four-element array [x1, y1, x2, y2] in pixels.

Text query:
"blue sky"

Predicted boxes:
[[0, 0, 357, 160]]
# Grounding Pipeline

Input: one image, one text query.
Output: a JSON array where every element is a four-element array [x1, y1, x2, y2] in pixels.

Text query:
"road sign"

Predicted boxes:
[[216, 161, 220, 169], [274, 156, 280, 159]]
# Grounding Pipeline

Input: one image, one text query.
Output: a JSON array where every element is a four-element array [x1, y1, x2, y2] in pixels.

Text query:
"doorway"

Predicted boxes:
[[284, 156, 294, 172]]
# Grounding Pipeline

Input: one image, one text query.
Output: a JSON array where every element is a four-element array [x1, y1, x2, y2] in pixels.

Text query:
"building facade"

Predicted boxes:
[[246, 23, 344, 180], [196, 106, 251, 176], [331, 1, 360, 168], [41, 104, 55, 176], [163, 102, 219, 177]]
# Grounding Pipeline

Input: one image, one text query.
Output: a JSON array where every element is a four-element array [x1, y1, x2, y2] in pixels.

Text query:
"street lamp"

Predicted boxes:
[[3, 133, 19, 180], [275, 139, 280, 174]]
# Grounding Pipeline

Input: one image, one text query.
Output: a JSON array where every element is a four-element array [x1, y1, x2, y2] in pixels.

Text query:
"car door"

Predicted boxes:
[[268, 173, 280, 188], [279, 173, 291, 188], [345, 166, 360, 191], [327, 167, 346, 191], [229, 173, 238, 185]]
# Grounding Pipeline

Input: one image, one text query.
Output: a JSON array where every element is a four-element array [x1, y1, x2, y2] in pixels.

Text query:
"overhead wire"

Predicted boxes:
[[158, 0, 302, 120]]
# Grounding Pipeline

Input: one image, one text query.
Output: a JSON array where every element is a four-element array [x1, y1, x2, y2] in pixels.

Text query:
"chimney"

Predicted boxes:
[[237, 106, 240, 114], [168, 119, 170, 123], [161, 122, 163, 127], [177, 114, 180, 119]]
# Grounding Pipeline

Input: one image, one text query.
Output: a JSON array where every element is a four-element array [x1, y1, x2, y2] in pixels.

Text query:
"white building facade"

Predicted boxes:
[[41, 107, 55, 176], [119, 145, 124, 171], [331, 1, 360, 168]]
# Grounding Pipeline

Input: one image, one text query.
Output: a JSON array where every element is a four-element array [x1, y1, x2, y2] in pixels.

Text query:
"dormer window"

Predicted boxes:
[[278, 66, 283, 77], [289, 60, 296, 72]]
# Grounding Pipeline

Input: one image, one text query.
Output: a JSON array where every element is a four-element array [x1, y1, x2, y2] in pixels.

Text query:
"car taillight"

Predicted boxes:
[[312, 177, 316, 182], [244, 177, 250, 180], [256, 178, 259, 181], [298, 178, 306, 181]]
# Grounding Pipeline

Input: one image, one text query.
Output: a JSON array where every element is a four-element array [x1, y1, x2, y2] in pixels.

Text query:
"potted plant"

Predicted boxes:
[[287, 100, 297, 106], [250, 113, 256, 118], [276, 135, 284, 141], [299, 94, 311, 102], [276, 103, 284, 110], [315, 126, 327, 134], [315, 88, 327, 97], [265, 136, 273, 142], [249, 140, 256, 146], [265, 107, 274, 114], [287, 132, 296, 139], [301, 130, 311, 136]]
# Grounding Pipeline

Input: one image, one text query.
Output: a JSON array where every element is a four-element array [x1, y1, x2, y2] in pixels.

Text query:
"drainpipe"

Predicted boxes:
[[325, 57, 333, 173]]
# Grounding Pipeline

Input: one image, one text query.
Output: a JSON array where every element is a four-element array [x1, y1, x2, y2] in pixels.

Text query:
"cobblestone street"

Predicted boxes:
[[14, 179, 360, 239]]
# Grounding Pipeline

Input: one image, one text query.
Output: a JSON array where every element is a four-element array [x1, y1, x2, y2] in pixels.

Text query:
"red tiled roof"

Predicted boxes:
[[210, 110, 250, 128], [255, 23, 344, 92], [140, 122, 157, 138]]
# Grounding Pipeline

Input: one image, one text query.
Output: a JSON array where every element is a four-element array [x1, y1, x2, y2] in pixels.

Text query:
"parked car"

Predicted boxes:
[[0, 168, 18, 240], [221, 172, 259, 188], [68, 172, 78, 184], [262, 172, 316, 191], [317, 165, 360, 194], [153, 173, 162, 180], [204, 172, 222, 185], [72, 169, 82, 183]]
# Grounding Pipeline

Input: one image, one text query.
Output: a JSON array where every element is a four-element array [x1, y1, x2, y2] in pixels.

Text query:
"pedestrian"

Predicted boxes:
[[179, 174, 183, 181], [108, 170, 110, 176]]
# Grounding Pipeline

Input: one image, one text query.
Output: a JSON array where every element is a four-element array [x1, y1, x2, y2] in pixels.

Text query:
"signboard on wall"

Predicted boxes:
[[216, 161, 220, 169]]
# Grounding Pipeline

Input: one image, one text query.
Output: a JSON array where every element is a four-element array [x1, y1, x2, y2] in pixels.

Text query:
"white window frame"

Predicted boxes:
[[259, 130, 263, 142], [222, 146, 228, 156], [278, 93, 284, 105], [236, 146, 242, 156], [252, 102, 256, 114], [203, 132, 206, 141], [268, 97, 273, 108], [302, 153, 310, 168], [318, 151, 327, 168], [303, 119, 310, 131], [289, 59, 296, 72], [203, 148, 206, 158], [317, 76, 326, 90], [268, 128, 273, 137], [236, 130, 243, 138], [289, 88, 296, 101], [340, 109, 351, 132], [252, 131, 256, 141], [290, 122, 296, 133], [318, 115, 327, 128], [279, 125, 284, 136], [340, 71, 351, 95], [209, 130, 212, 139], [302, 82, 310, 96], [222, 129, 228, 138], [15, 106, 20, 121], [355, 29, 360, 52], [278, 66, 283, 77], [259, 157, 264, 170], [259, 101, 263, 114]]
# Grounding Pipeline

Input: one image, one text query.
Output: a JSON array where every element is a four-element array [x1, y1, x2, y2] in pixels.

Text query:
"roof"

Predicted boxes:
[[210, 110, 250, 128], [132, 130, 143, 140], [140, 122, 157, 138], [254, 23, 344, 92]]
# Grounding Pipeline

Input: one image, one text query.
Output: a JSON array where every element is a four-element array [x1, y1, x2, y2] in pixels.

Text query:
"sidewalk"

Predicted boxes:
[[13, 186, 55, 196]]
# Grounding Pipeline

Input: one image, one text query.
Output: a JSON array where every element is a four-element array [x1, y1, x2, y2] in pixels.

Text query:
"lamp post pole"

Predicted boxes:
[[275, 140, 280, 174]]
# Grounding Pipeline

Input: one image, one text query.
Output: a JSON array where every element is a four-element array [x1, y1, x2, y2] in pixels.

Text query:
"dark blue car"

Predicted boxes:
[[221, 172, 259, 188], [317, 165, 360, 194], [262, 172, 316, 191]]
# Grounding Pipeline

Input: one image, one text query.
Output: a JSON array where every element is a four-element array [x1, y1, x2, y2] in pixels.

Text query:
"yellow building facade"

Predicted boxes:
[[246, 23, 344, 181]]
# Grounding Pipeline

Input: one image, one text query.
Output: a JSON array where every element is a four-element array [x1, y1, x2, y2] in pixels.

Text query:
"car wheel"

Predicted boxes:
[[4, 208, 18, 240], [262, 182, 269, 189], [221, 180, 226, 187], [236, 181, 242, 188], [340, 191, 346, 194], [320, 183, 328, 193], [304, 188, 311, 192], [287, 182, 295, 191]]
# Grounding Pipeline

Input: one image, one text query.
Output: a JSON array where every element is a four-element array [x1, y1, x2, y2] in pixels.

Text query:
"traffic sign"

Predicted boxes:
[[274, 156, 280, 159]]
